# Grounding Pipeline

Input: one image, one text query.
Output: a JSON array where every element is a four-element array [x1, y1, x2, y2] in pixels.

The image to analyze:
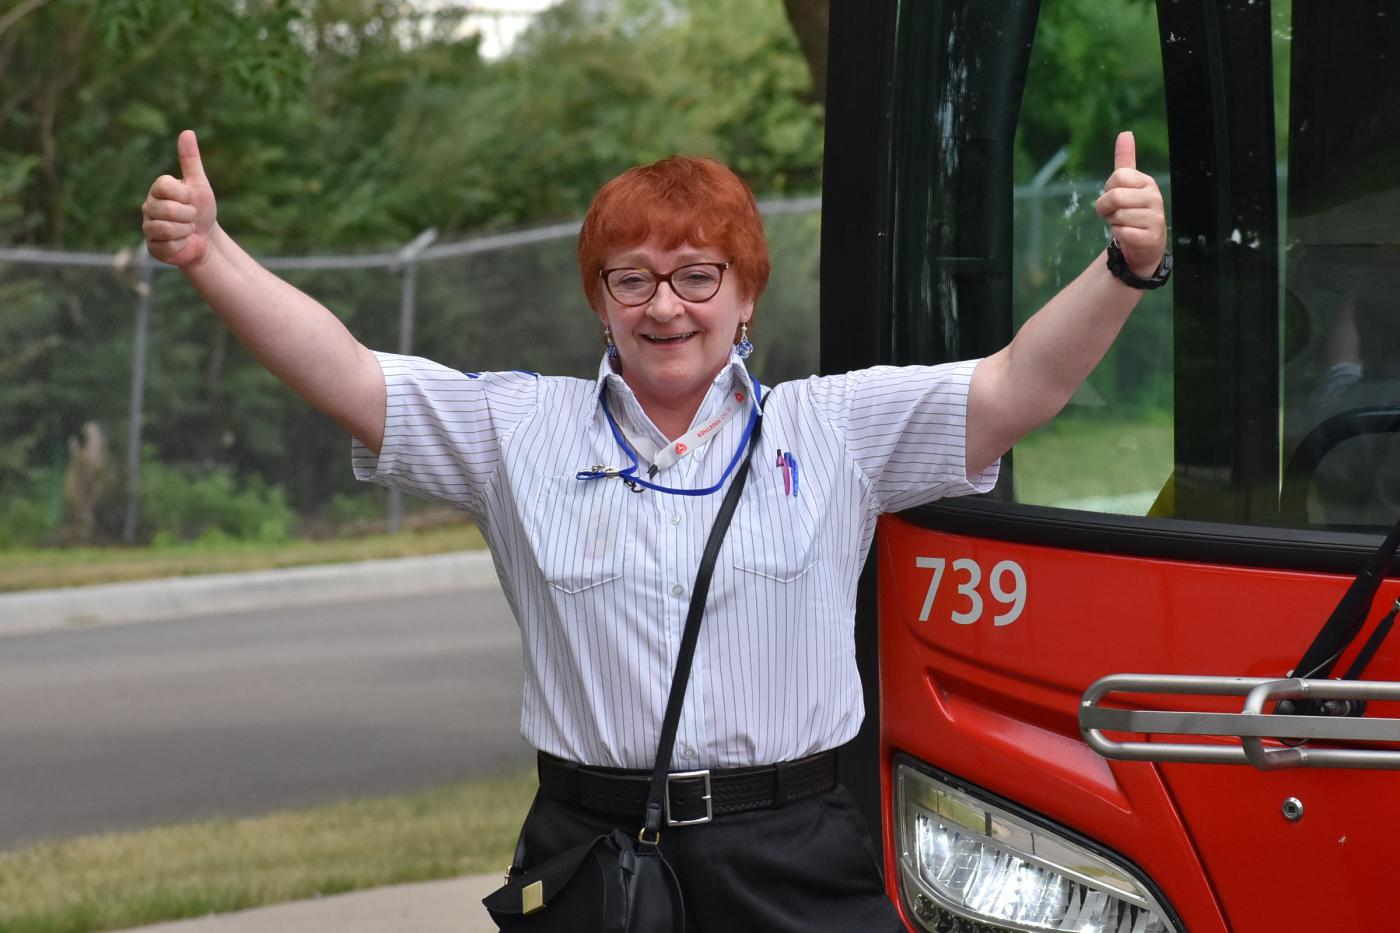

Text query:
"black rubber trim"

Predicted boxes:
[[892, 753, 1189, 933], [821, 0, 899, 860], [901, 499, 1395, 577]]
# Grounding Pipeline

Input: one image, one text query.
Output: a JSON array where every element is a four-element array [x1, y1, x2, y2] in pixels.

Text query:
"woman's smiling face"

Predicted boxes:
[[598, 237, 753, 419]]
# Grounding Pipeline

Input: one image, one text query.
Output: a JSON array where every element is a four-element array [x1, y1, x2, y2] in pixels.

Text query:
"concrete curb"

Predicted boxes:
[[0, 550, 498, 637], [108, 872, 502, 932]]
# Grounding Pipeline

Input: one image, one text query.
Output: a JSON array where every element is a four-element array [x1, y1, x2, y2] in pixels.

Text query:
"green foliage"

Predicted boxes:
[[140, 459, 295, 545], [0, 0, 316, 250], [468, 0, 822, 222], [1016, 0, 1168, 178], [1, 0, 821, 251], [0, 481, 57, 549], [322, 491, 384, 528]]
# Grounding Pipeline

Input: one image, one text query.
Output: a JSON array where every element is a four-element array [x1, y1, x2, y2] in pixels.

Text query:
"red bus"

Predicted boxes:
[[823, 2, 1400, 930]]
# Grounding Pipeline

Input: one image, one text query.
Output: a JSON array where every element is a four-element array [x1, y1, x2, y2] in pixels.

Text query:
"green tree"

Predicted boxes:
[[0, 0, 314, 250], [1016, 0, 1168, 179]]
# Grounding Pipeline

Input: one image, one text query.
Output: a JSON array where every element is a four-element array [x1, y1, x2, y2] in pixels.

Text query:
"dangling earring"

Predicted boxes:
[[735, 322, 754, 360], [604, 326, 619, 360]]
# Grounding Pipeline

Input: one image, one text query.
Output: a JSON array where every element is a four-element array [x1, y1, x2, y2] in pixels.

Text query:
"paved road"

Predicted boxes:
[[0, 587, 531, 851]]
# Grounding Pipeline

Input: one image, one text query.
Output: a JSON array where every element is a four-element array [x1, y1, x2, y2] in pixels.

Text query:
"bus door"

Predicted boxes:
[[822, 2, 1400, 931]]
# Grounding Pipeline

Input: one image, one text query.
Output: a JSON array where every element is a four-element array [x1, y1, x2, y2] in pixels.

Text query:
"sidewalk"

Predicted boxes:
[[0, 550, 497, 637], [110, 873, 502, 933]]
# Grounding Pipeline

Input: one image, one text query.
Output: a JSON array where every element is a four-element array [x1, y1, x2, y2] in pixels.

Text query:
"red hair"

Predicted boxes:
[[578, 156, 770, 315]]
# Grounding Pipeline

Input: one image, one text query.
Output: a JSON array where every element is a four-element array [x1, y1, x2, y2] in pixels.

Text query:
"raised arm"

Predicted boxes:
[[141, 130, 387, 453], [965, 131, 1167, 476]]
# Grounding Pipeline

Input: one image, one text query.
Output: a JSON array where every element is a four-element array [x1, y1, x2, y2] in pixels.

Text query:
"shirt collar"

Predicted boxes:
[[590, 351, 758, 432]]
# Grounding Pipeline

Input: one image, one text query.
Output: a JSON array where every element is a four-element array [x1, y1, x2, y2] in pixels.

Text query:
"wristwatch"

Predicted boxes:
[[1106, 239, 1172, 289]]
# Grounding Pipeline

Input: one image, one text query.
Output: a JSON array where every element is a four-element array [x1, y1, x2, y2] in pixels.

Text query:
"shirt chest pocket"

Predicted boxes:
[[525, 475, 633, 594], [727, 473, 822, 583]]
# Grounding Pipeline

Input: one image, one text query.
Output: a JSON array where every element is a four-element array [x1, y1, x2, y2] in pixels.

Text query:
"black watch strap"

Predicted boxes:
[[1106, 239, 1172, 289]]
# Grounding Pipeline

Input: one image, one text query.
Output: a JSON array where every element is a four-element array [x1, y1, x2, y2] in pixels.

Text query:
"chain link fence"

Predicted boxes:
[[0, 199, 821, 548], [1, 172, 1151, 551]]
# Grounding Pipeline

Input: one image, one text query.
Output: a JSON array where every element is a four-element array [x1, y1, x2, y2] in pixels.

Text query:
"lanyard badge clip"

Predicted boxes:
[[577, 465, 645, 493]]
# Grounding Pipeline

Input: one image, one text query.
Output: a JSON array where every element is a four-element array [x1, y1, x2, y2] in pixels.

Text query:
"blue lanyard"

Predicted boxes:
[[575, 376, 764, 496]]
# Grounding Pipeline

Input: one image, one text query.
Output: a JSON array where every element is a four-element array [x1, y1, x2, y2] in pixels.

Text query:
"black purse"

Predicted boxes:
[[483, 402, 766, 932], [482, 829, 684, 932]]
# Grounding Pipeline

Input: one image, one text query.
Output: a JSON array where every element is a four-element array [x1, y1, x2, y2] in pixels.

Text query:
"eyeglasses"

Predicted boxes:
[[599, 262, 731, 306]]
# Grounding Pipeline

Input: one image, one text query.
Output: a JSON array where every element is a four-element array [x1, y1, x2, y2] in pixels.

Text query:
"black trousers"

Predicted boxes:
[[513, 784, 907, 933]]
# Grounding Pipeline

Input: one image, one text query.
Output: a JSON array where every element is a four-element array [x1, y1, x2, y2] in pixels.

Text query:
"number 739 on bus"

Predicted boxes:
[[913, 556, 1027, 627]]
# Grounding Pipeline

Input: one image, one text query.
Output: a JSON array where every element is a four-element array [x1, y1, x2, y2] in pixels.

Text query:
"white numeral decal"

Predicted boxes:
[[915, 557, 946, 622], [913, 556, 1027, 627], [990, 560, 1027, 626], [950, 558, 982, 625]]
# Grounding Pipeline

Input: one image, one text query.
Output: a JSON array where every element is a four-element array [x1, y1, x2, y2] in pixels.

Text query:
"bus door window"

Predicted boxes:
[[1280, 1, 1400, 530], [1005, 0, 1174, 516]]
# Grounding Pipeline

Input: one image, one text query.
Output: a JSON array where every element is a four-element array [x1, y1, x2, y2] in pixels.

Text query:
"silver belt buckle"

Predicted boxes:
[[664, 769, 713, 826]]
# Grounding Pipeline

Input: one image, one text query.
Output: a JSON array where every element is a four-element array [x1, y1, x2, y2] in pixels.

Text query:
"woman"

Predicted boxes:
[[142, 129, 1165, 931]]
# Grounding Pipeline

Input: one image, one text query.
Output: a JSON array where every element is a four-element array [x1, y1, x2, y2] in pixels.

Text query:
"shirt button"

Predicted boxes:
[[681, 744, 698, 759], [669, 513, 682, 525], [671, 583, 685, 597]]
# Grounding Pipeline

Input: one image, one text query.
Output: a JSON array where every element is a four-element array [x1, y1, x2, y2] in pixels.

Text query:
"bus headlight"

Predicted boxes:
[[895, 760, 1179, 933]]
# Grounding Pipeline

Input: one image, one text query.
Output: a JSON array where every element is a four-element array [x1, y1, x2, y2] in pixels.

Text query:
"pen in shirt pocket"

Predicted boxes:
[[775, 449, 798, 497]]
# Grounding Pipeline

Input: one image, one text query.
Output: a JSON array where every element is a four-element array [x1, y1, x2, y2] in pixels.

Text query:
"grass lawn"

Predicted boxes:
[[1012, 411, 1173, 511], [0, 771, 536, 933], [0, 523, 487, 594]]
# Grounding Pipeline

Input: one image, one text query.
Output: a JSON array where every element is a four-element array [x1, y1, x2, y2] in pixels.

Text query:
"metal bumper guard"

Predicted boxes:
[[1080, 674, 1400, 770]]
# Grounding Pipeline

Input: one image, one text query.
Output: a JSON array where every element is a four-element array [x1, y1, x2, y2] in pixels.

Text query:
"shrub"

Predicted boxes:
[[0, 487, 56, 549], [140, 461, 295, 545]]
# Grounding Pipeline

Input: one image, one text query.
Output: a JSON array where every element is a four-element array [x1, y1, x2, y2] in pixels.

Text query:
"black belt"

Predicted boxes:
[[537, 750, 837, 827]]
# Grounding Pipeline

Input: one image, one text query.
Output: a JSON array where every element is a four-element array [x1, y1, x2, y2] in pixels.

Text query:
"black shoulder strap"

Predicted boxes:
[[641, 399, 766, 837]]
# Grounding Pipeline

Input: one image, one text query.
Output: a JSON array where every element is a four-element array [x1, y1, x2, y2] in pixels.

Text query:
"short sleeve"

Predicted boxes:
[[806, 361, 1000, 513], [351, 352, 539, 516]]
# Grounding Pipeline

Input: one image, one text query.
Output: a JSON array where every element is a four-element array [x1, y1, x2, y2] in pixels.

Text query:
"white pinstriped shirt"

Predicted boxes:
[[352, 351, 998, 770]]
